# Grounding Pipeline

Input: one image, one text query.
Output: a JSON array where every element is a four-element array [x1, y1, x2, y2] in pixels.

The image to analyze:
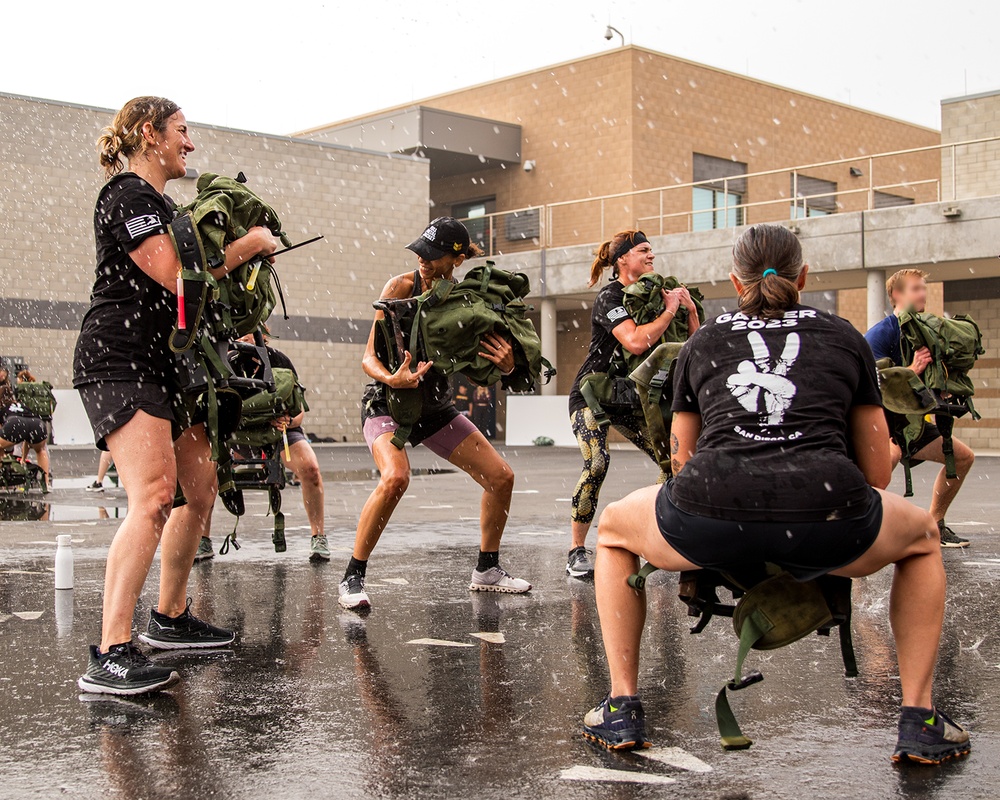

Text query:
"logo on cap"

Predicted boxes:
[[453, 242, 462, 252], [421, 225, 438, 243]]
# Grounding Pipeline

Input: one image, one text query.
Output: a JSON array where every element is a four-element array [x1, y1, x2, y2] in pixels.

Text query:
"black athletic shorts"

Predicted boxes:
[[77, 381, 199, 451], [0, 415, 47, 446], [904, 422, 941, 465], [655, 480, 882, 582]]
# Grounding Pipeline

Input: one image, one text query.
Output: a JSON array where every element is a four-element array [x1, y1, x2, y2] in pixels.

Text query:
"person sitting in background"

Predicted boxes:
[[865, 269, 974, 549], [0, 370, 51, 488], [583, 224, 969, 766]]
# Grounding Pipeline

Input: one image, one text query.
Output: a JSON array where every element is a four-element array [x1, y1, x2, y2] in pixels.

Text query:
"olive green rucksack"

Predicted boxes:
[[627, 341, 685, 473], [629, 562, 856, 751], [15, 381, 56, 420], [889, 309, 984, 492], [371, 262, 555, 448], [166, 172, 294, 460], [229, 368, 308, 450], [578, 273, 704, 426]]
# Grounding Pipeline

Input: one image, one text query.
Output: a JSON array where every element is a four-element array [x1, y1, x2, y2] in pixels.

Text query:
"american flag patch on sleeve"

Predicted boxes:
[[125, 214, 164, 240]]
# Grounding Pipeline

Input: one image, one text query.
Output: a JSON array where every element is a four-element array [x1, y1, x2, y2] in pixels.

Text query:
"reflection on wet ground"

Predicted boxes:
[[0, 447, 997, 798]]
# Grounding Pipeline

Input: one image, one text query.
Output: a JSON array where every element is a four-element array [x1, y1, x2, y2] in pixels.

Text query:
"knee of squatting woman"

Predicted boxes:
[[581, 223, 969, 766]]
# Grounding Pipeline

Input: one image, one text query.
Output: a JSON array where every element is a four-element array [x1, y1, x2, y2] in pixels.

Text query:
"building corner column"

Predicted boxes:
[[866, 269, 887, 330], [540, 297, 558, 397]]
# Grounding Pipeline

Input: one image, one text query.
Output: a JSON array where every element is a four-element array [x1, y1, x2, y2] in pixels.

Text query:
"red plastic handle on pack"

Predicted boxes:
[[176, 272, 187, 330]]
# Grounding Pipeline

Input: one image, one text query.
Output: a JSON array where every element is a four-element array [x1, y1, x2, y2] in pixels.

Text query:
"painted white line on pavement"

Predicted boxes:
[[512, 489, 539, 494], [12, 611, 44, 621], [407, 638, 474, 648], [559, 766, 675, 784], [470, 632, 505, 643], [636, 747, 713, 772], [383, 578, 410, 585], [418, 505, 454, 509]]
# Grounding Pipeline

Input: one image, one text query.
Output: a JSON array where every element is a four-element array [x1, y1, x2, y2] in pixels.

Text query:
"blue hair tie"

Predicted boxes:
[[762, 268, 777, 278]]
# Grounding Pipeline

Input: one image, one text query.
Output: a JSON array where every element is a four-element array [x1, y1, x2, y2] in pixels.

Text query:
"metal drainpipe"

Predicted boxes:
[[539, 247, 558, 397]]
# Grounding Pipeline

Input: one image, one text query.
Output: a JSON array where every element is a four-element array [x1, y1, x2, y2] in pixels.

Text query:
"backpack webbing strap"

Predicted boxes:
[[902, 459, 915, 497], [716, 608, 770, 751], [839, 612, 859, 678], [269, 486, 286, 552], [579, 380, 610, 427], [627, 561, 660, 591], [389, 426, 410, 450], [935, 414, 958, 480]]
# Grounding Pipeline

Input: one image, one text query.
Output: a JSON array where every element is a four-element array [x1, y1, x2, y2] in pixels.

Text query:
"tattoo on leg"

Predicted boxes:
[[671, 457, 683, 476], [670, 433, 679, 454]]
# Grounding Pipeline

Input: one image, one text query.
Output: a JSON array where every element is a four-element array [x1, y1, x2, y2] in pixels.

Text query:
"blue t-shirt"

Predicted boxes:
[[864, 314, 902, 365]]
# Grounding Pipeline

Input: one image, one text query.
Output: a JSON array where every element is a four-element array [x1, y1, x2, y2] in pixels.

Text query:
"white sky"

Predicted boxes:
[[2, 0, 996, 135]]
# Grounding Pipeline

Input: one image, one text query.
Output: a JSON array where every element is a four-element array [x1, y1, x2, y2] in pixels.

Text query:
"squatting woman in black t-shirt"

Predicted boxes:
[[73, 97, 279, 696], [581, 224, 969, 764], [564, 230, 699, 578]]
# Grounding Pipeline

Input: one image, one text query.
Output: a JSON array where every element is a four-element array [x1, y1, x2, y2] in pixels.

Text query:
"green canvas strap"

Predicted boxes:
[[579, 379, 610, 427], [902, 459, 914, 497], [937, 414, 958, 480], [627, 561, 660, 591], [269, 486, 286, 553], [839, 613, 859, 678], [716, 608, 771, 750]]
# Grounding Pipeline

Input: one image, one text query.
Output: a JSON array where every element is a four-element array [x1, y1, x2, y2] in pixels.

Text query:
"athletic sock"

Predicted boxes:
[[344, 557, 368, 581], [477, 550, 499, 572]]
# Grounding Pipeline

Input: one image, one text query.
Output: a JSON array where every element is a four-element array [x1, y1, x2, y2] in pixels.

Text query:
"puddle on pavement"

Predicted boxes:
[[0, 497, 125, 522]]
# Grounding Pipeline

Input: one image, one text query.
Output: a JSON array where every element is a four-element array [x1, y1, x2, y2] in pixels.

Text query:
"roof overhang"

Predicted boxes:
[[303, 106, 521, 179]]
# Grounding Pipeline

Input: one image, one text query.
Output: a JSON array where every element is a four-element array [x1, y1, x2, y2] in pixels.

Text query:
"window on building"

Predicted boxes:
[[873, 191, 915, 209], [452, 197, 496, 251], [692, 154, 747, 231], [791, 175, 837, 218]]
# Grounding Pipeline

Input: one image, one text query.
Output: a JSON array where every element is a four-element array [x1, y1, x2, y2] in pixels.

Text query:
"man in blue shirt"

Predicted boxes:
[[865, 269, 974, 548]]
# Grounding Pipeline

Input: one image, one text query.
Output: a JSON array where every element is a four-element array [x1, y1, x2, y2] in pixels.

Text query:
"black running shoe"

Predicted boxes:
[[892, 706, 971, 765], [138, 599, 235, 650], [583, 694, 652, 750], [77, 643, 180, 696], [938, 523, 970, 549]]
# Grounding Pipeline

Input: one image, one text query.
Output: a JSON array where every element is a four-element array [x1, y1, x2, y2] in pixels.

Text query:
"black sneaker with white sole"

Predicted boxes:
[[78, 642, 180, 696], [938, 522, 970, 549], [566, 546, 595, 579], [138, 599, 235, 650]]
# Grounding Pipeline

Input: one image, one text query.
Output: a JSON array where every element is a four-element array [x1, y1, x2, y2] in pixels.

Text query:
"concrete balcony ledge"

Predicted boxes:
[[478, 194, 1000, 302]]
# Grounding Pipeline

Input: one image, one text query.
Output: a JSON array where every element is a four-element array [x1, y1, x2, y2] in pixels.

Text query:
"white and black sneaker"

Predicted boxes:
[[470, 565, 532, 594], [566, 546, 595, 579], [78, 642, 180, 696], [85, 481, 105, 493], [338, 573, 371, 610], [138, 599, 235, 650]]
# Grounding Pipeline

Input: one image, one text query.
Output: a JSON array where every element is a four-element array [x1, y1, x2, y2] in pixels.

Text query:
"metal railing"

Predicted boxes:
[[457, 135, 1000, 256]]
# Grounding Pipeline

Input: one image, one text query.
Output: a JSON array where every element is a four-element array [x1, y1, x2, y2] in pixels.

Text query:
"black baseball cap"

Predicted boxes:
[[406, 216, 471, 260]]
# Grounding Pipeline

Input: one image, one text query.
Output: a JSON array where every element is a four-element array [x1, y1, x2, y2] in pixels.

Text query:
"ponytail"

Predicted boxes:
[[589, 230, 645, 287], [16, 370, 36, 383], [97, 96, 180, 178], [731, 224, 803, 320], [464, 242, 485, 259]]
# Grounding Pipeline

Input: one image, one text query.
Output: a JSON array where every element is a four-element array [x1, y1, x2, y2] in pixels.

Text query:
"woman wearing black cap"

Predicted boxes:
[[338, 217, 532, 610], [565, 230, 699, 579]]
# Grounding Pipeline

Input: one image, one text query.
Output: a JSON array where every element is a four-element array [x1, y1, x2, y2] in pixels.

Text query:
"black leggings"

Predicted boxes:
[[570, 407, 664, 525]]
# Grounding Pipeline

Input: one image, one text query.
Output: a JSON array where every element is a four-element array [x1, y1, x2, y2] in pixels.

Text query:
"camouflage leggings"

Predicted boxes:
[[570, 407, 664, 525]]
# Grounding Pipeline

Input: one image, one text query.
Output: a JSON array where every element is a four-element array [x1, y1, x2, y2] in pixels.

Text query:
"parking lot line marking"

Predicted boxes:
[[559, 766, 675, 784], [383, 578, 410, 585], [636, 747, 713, 772], [12, 611, 44, 621], [407, 638, 474, 648], [470, 632, 505, 643]]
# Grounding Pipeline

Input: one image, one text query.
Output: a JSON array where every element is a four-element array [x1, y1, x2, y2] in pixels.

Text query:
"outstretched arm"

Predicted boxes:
[[361, 275, 434, 388]]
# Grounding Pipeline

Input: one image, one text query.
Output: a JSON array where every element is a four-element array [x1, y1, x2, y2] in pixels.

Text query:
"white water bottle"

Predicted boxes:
[[54, 534, 73, 590]]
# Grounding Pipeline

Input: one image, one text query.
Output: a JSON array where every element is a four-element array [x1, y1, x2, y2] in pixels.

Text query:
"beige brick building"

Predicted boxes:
[[0, 92, 428, 442]]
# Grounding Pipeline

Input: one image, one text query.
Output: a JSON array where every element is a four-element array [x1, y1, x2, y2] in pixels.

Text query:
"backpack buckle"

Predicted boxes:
[[728, 670, 764, 691]]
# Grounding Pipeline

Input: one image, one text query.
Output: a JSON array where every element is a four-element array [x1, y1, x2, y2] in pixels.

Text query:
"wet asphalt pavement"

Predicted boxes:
[[1, 444, 998, 799]]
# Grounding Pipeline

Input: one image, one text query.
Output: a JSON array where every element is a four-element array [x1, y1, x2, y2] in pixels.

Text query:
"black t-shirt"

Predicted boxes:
[[568, 281, 633, 414], [670, 305, 883, 523], [73, 174, 177, 387]]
